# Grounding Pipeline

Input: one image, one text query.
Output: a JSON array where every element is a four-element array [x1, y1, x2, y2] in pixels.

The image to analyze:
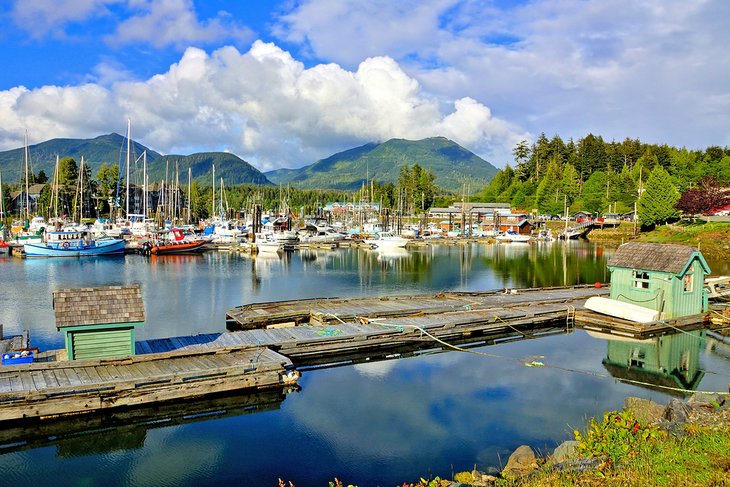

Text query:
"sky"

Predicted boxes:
[[0, 0, 728, 172]]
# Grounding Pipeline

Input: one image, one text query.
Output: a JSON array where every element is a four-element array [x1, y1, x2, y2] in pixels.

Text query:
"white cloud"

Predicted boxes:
[[0, 41, 522, 171], [11, 0, 253, 49], [10, 0, 118, 38], [107, 0, 254, 49], [275, 0, 730, 156]]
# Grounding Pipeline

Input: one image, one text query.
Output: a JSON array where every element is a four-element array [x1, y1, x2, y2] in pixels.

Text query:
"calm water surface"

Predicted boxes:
[[0, 241, 728, 487]]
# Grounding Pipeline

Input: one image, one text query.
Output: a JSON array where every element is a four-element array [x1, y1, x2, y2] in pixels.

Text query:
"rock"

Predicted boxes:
[[624, 396, 664, 424], [663, 398, 691, 423], [548, 440, 580, 465], [688, 392, 725, 407], [501, 445, 538, 479]]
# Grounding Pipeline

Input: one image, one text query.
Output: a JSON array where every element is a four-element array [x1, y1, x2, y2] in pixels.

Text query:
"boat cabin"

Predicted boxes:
[[53, 285, 145, 361], [606, 242, 711, 319]]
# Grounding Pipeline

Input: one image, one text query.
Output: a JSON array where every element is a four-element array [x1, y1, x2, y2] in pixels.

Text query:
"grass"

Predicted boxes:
[[515, 419, 730, 487]]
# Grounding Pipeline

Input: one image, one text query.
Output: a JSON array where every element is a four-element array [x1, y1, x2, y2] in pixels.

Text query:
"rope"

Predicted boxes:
[[339, 313, 729, 397]]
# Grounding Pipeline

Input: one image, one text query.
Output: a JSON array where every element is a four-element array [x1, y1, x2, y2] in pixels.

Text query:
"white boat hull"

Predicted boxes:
[[584, 296, 660, 324]]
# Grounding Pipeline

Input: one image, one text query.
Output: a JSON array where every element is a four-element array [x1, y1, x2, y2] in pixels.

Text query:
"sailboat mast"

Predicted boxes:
[[125, 118, 131, 218], [143, 151, 147, 220], [24, 130, 30, 221], [212, 164, 215, 218], [0, 171, 4, 224], [187, 167, 191, 224], [52, 156, 59, 219], [79, 156, 84, 222]]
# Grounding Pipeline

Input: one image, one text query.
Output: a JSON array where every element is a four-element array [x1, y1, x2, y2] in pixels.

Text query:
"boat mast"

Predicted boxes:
[[79, 156, 84, 223], [125, 118, 131, 218], [24, 130, 30, 222], [187, 167, 191, 224], [143, 151, 147, 220], [0, 170, 4, 224], [175, 161, 180, 224], [52, 156, 59, 220], [211, 164, 215, 219]]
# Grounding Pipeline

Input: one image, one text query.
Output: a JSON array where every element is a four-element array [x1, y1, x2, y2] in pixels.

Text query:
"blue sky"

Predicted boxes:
[[0, 0, 728, 172]]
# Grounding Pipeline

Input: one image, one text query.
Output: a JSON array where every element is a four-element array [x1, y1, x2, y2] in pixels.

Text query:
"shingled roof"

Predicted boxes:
[[607, 242, 699, 275], [53, 285, 145, 329]]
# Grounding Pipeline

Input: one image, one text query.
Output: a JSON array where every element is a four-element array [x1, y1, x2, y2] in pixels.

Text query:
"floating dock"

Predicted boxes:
[[0, 284, 719, 425], [0, 346, 296, 422]]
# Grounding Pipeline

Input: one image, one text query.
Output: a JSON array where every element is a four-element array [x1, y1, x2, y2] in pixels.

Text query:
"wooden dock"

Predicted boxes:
[[0, 284, 717, 426], [0, 346, 296, 422], [226, 286, 609, 330]]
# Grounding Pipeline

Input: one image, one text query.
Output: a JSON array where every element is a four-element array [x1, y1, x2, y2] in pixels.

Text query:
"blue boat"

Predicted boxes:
[[23, 230, 126, 257]]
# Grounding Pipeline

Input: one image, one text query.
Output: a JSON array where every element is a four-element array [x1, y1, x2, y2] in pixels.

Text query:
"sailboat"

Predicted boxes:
[[10, 132, 44, 244], [0, 171, 8, 254]]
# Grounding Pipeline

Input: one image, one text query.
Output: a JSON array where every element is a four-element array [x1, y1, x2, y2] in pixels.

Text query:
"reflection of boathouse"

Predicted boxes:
[[601, 330, 705, 397]]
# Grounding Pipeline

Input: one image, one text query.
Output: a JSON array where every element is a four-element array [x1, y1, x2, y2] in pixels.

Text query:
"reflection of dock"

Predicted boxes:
[[0, 388, 291, 455], [0, 346, 296, 422]]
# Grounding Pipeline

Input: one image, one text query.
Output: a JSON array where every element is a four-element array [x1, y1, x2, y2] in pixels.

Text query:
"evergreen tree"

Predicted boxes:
[[561, 163, 580, 206], [580, 171, 608, 214], [638, 165, 680, 227], [535, 155, 563, 214]]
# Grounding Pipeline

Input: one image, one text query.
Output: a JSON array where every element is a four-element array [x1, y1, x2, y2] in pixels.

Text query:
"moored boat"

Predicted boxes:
[[148, 228, 207, 255], [364, 231, 409, 248], [23, 230, 125, 257]]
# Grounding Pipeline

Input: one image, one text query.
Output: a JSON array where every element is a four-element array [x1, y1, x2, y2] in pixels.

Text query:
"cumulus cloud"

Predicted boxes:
[[275, 0, 730, 152], [10, 0, 118, 38], [11, 0, 253, 49], [0, 41, 523, 170], [107, 0, 253, 49]]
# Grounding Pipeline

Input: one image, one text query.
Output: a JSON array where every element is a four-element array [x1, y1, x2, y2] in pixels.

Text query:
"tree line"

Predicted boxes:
[[478, 133, 730, 227]]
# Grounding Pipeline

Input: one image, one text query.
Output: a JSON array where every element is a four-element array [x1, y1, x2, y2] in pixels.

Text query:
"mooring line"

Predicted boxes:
[[347, 314, 728, 397]]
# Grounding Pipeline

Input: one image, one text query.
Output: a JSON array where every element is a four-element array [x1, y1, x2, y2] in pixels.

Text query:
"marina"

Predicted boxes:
[[0, 242, 727, 486]]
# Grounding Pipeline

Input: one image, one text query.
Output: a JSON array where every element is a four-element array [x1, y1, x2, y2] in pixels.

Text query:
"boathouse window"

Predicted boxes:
[[629, 348, 645, 368], [632, 270, 650, 289], [683, 273, 693, 292]]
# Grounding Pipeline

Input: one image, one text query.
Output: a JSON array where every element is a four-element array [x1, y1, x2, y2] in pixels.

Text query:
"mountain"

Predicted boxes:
[[157, 152, 271, 186], [0, 133, 271, 186], [265, 137, 497, 191]]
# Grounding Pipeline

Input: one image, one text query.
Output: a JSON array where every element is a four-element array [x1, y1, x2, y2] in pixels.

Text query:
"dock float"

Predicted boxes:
[[0, 346, 297, 422]]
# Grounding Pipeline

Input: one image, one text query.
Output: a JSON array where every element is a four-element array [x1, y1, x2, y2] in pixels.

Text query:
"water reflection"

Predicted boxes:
[[593, 330, 706, 397], [0, 388, 292, 456]]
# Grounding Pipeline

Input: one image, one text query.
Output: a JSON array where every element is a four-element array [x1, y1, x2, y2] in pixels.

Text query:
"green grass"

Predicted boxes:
[[516, 419, 730, 487]]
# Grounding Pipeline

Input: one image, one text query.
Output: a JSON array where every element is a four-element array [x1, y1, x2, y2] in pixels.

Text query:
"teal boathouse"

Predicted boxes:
[[606, 242, 711, 320], [53, 285, 145, 361]]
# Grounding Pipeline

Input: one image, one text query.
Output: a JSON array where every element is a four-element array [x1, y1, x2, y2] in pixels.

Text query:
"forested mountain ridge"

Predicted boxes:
[[478, 133, 730, 220], [265, 137, 498, 191], [0, 133, 271, 186]]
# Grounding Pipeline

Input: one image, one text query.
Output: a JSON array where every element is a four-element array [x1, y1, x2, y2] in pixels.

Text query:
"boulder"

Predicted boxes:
[[501, 445, 538, 479], [688, 392, 725, 407], [624, 396, 664, 424], [663, 398, 691, 423], [548, 440, 580, 465]]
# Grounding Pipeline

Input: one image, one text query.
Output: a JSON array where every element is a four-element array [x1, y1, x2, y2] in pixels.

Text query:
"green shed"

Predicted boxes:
[[601, 330, 705, 397], [606, 242, 711, 320], [53, 285, 145, 361]]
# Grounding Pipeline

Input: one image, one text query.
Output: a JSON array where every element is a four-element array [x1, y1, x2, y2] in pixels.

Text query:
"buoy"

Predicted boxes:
[[595, 282, 602, 288]]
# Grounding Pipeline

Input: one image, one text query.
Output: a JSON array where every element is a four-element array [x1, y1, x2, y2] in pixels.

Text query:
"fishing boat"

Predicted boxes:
[[23, 230, 126, 257], [364, 231, 409, 249], [495, 230, 531, 243], [0, 240, 9, 255], [148, 228, 207, 255], [255, 232, 282, 253]]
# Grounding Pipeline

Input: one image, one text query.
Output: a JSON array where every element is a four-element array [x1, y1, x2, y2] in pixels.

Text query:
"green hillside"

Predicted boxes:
[[0, 133, 161, 182], [265, 137, 497, 191], [0, 133, 271, 186], [153, 152, 271, 186]]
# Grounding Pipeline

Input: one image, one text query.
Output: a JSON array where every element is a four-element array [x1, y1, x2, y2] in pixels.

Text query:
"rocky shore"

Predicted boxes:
[[442, 392, 730, 486]]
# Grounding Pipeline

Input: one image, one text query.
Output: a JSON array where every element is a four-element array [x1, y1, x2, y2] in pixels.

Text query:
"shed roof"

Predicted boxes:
[[53, 285, 144, 329], [607, 242, 705, 275]]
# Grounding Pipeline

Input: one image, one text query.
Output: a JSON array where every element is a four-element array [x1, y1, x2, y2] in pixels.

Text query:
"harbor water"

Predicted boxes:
[[0, 241, 728, 486]]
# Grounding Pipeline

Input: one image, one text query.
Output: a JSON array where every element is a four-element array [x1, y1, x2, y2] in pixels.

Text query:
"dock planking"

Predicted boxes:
[[0, 346, 297, 422]]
